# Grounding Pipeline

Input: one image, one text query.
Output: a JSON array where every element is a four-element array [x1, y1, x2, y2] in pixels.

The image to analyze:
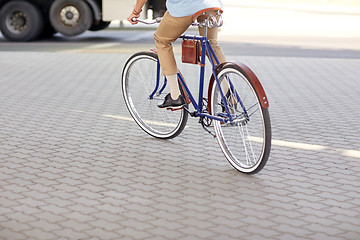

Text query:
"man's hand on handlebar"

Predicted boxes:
[[127, 14, 139, 25], [127, 7, 142, 25]]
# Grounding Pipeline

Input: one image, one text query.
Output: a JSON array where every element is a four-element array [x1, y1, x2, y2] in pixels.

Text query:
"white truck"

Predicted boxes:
[[0, 0, 166, 41]]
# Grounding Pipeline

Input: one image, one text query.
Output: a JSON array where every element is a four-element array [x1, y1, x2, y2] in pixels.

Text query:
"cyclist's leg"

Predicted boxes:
[[154, 11, 192, 100], [197, 15, 226, 64], [197, 15, 229, 95]]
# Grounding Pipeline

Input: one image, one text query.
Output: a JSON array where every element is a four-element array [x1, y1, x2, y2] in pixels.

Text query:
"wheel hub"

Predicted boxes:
[[8, 11, 28, 32], [60, 6, 80, 26]]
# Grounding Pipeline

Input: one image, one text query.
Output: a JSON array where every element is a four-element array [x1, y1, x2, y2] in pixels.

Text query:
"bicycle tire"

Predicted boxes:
[[209, 63, 271, 174], [122, 51, 188, 139]]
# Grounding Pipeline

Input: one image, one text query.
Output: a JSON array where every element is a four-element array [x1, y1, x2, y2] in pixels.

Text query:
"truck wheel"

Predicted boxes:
[[0, 1, 44, 41], [49, 0, 93, 36]]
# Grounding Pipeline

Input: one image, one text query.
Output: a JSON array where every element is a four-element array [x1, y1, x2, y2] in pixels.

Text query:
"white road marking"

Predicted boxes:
[[104, 114, 360, 159], [103, 114, 179, 128], [84, 43, 122, 49]]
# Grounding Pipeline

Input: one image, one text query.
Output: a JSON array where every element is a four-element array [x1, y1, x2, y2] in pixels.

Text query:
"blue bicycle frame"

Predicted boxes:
[[149, 34, 242, 123]]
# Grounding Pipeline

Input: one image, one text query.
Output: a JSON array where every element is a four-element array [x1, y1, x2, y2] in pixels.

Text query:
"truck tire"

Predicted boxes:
[[0, 1, 44, 41], [49, 0, 93, 36]]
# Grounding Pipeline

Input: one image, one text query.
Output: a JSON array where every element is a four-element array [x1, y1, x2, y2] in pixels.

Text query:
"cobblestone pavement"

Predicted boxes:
[[0, 49, 359, 240]]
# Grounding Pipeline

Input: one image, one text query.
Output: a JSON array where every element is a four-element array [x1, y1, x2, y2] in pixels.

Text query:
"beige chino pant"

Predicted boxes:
[[154, 11, 226, 76]]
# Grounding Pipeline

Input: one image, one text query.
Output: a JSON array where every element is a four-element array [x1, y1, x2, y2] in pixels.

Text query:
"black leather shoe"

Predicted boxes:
[[158, 93, 185, 109]]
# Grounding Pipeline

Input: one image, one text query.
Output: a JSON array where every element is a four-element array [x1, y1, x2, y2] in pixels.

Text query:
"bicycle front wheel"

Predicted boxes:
[[210, 63, 271, 174], [122, 52, 188, 139]]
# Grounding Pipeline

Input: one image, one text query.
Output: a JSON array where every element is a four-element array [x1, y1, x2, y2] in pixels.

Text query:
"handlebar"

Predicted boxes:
[[132, 17, 162, 24]]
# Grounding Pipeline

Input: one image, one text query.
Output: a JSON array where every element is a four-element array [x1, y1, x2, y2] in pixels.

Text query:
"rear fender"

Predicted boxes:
[[207, 62, 269, 113]]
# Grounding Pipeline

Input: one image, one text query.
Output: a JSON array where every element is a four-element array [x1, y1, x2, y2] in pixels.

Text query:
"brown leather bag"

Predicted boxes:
[[182, 37, 200, 64]]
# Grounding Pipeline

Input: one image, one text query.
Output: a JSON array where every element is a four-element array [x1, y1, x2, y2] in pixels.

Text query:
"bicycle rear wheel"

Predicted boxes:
[[122, 52, 188, 139], [210, 63, 271, 174]]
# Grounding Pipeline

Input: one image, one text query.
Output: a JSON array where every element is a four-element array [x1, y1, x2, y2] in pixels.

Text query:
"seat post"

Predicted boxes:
[[202, 24, 208, 39]]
